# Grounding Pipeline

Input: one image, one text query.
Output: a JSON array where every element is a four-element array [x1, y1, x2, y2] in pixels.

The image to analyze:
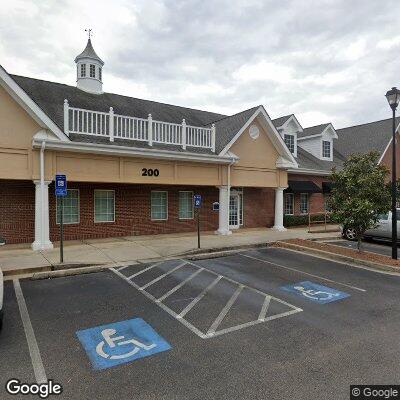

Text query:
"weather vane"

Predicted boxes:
[[85, 28, 93, 39]]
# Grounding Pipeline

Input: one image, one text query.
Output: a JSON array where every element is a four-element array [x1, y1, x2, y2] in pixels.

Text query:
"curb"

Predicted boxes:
[[273, 241, 400, 273]]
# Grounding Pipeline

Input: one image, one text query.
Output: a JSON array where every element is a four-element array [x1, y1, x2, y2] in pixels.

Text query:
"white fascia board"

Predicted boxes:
[[0, 65, 69, 142], [287, 168, 331, 176], [297, 134, 323, 141], [321, 123, 338, 139], [281, 114, 303, 133], [32, 138, 236, 164], [378, 123, 400, 165], [219, 106, 298, 169]]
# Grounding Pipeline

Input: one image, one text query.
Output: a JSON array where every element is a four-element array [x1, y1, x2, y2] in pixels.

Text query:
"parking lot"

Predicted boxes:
[[2, 247, 400, 399]]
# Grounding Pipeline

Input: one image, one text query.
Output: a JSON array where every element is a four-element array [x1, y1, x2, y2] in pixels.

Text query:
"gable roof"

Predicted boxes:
[[298, 123, 330, 139], [335, 117, 400, 159], [271, 114, 293, 128], [295, 147, 346, 173]]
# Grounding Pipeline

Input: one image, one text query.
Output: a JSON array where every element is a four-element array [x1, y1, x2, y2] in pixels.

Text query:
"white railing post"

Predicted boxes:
[[182, 119, 186, 149], [211, 123, 216, 152], [63, 99, 69, 135], [148, 114, 153, 146], [109, 107, 114, 142]]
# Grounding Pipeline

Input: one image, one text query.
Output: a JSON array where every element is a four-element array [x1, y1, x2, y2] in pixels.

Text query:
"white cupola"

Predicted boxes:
[[75, 34, 104, 94]]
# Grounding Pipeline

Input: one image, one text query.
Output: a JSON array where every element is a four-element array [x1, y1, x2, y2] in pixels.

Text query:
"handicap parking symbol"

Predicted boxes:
[[280, 281, 350, 304], [76, 318, 172, 370]]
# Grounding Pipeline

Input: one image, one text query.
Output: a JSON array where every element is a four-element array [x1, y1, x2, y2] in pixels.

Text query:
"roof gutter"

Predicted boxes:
[[32, 138, 238, 165], [287, 168, 332, 176]]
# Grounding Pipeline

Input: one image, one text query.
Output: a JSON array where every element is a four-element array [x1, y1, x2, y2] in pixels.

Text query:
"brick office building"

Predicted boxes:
[[0, 38, 398, 248]]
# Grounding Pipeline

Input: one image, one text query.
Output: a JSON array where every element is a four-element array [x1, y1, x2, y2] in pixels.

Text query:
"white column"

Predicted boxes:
[[216, 186, 232, 235], [32, 180, 53, 251], [272, 187, 287, 231]]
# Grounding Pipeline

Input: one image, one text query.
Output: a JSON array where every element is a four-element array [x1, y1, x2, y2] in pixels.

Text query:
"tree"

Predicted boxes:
[[328, 152, 391, 251]]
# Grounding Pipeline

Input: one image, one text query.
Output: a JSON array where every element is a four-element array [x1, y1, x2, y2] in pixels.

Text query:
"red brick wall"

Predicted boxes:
[[0, 181, 278, 245], [0, 180, 35, 244], [286, 174, 329, 215]]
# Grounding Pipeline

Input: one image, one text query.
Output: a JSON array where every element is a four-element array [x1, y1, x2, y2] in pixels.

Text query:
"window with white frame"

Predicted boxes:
[[90, 64, 96, 78], [179, 191, 194, 219], [300, 193, 309, 214], [94, 190, 115, 222], [56, 189, 79, 224], [284, 193, 294, 215], [80, 64, 86, 78], [284, 134, 295, 154], [322, 140, 331, 158], [151, 191, 168, 220], [99, 67, 102, 81]]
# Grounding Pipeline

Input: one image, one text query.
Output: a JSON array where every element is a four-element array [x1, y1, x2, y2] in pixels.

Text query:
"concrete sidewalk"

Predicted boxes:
[[0, 226, 340, 276]]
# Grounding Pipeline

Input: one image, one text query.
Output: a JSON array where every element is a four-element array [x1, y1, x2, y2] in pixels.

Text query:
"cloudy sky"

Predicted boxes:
[[1, 0, 400, 128]]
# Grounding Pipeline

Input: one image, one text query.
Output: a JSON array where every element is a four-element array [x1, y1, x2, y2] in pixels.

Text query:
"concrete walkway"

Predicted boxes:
[[0, 226, 340, 276]]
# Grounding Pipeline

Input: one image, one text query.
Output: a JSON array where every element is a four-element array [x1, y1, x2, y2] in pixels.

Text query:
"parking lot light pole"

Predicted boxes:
[[385, 87, 400, 259]]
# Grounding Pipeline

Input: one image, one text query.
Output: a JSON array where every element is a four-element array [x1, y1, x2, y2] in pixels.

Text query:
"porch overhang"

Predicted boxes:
[[284, 180, 322, 193]]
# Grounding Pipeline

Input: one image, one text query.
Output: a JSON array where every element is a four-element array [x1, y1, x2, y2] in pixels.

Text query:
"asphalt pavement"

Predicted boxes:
[[1, 247, 400, 400]]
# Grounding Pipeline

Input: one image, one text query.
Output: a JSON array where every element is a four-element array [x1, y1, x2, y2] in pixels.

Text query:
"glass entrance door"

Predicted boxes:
[[229, 194, 240, 229]]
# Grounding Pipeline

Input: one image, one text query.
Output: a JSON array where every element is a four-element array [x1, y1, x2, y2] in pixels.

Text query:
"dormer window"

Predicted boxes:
[[322, 140, 331, 158], [284, 134, 295, 154], [90, 64, 96, 78], [80, 64, 86, 78]]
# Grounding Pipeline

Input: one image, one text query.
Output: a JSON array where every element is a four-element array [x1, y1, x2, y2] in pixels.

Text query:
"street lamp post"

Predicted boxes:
[[385, 87, 400, 260]]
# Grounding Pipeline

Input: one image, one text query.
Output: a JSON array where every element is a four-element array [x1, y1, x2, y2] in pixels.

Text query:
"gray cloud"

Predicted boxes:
[[1, 0, 400, 129]]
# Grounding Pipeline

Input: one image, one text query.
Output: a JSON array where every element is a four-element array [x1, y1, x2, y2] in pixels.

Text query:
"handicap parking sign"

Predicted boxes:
[[76, 318, 171, 370], [280, 281, 350, 304]]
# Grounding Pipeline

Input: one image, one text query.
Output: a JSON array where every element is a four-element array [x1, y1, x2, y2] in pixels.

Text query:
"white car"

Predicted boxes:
[[0, 267, 3, 331]]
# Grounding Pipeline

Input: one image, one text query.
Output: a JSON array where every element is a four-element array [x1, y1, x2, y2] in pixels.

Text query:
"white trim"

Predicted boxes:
[[218, 106, 298, 169], [297, 123, 337, 142], [94, 189, 116, 223], [287, 168, 331, 176], [178, 191, 194, 220], [56, 189, 80, 225], [277, 114, 303, 133], [0, 65, 68, 141], [378, 124, 400, 164], [151, 190, 168, 221], [32, 138, 236, 165]]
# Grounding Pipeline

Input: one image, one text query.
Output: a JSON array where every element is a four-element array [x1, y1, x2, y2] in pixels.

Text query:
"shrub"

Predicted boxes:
[[283, 214, 328, 227]]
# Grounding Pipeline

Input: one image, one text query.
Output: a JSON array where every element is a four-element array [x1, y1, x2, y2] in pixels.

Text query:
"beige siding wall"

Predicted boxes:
[[0, 84, 288, 188]]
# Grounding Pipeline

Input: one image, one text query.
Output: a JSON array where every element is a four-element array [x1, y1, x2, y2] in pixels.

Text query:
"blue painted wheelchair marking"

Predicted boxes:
[[280, 281, 350, 304], [76, 318, 171, 370]]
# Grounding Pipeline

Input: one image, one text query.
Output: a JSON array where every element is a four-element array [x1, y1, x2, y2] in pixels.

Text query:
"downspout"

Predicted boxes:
[[40, 141, 46, 248]]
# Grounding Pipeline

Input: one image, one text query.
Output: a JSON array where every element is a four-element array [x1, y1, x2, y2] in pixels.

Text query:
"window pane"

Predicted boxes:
[[90, 64, 95, 78], [284, 193, 294, 215], [284, 134, 295, 153], [322, 140, 331, 158], [80, 64, 86, 77], [57, 190, 79, 224], [151, 192, 167, 220], [179, 192, 193, 219], [300, 193, 309, 214], [94, 191, 115, 222]]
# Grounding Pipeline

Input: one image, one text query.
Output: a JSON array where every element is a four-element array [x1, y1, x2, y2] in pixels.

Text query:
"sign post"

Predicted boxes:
[[55, 174, 67, 264], [194, 195, 202, 249]]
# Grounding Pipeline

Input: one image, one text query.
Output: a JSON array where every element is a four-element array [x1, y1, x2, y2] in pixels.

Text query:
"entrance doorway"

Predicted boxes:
[[229, 189, 243, 229]]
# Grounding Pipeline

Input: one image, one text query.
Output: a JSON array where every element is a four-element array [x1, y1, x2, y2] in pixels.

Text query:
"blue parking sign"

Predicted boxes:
[[76, 318, 172, 370], [194, 194, 202, 208], [280, 281, 350, 304], [55, 174, 67, 197]]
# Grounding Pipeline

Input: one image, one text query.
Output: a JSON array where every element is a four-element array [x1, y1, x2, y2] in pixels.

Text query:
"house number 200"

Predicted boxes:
[[142, 168, 160, 177]]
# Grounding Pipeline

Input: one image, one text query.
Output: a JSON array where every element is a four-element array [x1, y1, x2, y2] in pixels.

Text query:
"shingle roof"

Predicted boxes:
[[335, 117, 400, 158], [296, 147, 345, 172], [75, 39, 104, 65], [298, 123, 330, 139], [271, 114, 292, 128]]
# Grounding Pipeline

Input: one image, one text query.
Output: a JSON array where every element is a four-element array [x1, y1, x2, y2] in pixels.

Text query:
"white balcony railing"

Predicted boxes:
[[63, 99, 215, 152]]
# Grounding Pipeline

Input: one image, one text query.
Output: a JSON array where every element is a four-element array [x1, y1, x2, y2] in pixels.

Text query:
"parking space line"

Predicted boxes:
[[139, 262, 187, 290], [127, 260, 164, 280], [178, 275, 223, 318], [13, 279, 47, 384], [258, 296, 272, 322], [207, 285, 244, 336], [240, 253, 366, 292], [157, 268, 204, 302], [110, 267, 208, 339]]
